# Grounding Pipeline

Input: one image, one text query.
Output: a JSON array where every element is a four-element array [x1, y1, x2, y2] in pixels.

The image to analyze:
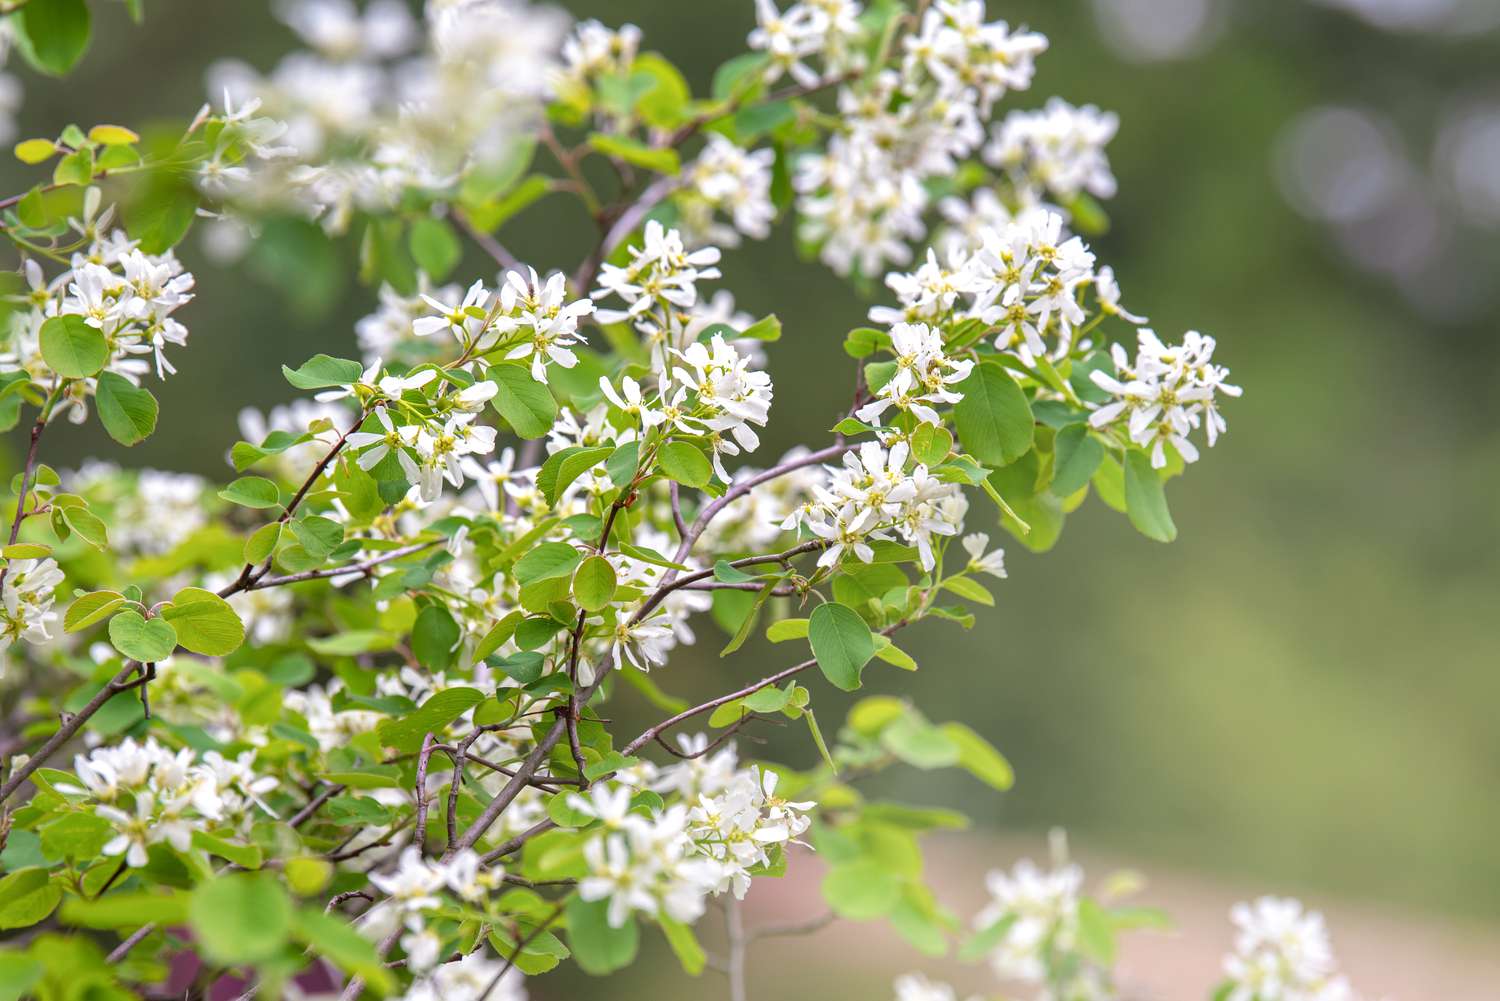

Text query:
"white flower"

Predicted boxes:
[[414, 278, 490, 341], [961, 533, 1006, 578], [347, 407, 422, 479], [1088, 328, 1242, 468], [986, 97, 1119, 201], [1223, 897, 1356, 1001], [0, 557, 63, 657]]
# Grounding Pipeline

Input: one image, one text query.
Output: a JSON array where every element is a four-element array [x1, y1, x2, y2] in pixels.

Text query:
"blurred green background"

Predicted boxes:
[[5, 0, 1498, 983]]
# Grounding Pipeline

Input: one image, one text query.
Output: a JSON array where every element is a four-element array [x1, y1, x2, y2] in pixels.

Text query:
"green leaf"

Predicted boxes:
[[940, 721, 1014, 790], [161, 587, 245, 657], [491, 650, 544, 685], [293, 909, 394, 993], [2, 542, 50, 559], [566, 896, 639, 975], [765, 617, 809, 642], [191, 831, 263, 869], [805, 708, 836, 771], [39, 812, 111, 860], [0, 869, 61, 930], [129, 169, 199, 254], [13, 138, 57, 164], [282, 354, 364, 390], [375, 687, 485, 752], [59, 890, 189, 929], [218, 476, 282, 510], [189, 873, 293, 965], [958, 914, 1016, 961], [63, 590, 125, 632], [13, 0, 91, 76], [94, 371, 158, 446], [411, 604, 460, 670], [587, 133, 680, 174], [573, 555, 616, 612], [659, 917, 706, 976], [488, 363, 559, 440], [658, 441, 712, 489], [59, 505, 107, 549], [712, 51, 771, 101], [808, 602, 875, 692], [244, 522, 282, 564], [407, 215, 462, 282], [290, 515, 343, 558], [38, 315, 107, 378], [881, 714, 960, 769], [232, 430, 315, 472], [822, 860, 902, 920], [88, 124, 139, 146], [51, 147, 92, 187], [1051, 424, 1104, 498], [634, 54, 693, 129], [515, 541, 583, 585], [940, 575, 993, 606], [107, 610, 177, 662], [1123, 450, 1177, 542], [1077, 898, 1117, 964], [739, 313, 782, 341], [537, 446, 613, 506], [953, 362, 1034, 467]]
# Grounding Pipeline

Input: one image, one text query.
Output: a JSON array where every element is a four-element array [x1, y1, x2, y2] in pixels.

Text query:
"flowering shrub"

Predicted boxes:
[[0, 2, 1367, 1000]]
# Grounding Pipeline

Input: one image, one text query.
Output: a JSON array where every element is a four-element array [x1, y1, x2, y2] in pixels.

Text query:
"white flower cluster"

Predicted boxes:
[[748, 0, 867, 88], [558, 18, 641, 89], [1223, 897, 1363, 1001], [792, 1, 1047, 276], [0, 557, 62, 659], [870, 212, 1148, 367], [681, 133, 776, 247], [204, 0, 569, 231], [1088, 328, 1242, 468], [573, 740, 812, 928], [399, 951, 525, 1001], [365, 846, 503, 941], [986, 98, 1120, 202], [973, 853, 1112, 1000], [414, 266, 594, 383], [591, 224, 774, 481], [791, 439, 966, 571], [894, 973, 980, 1001], [60, 737, 277, 867], [1, 196, 197, 421], [856, 321, 974, 426]]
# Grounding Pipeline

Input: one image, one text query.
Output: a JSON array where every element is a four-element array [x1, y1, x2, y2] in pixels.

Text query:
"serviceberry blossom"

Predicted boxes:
[[576, 750, 812, 928], [593, 221, 722, 335], [672, 333, 775, 480], [795, 439, 965, 571], [0, 557, 62, 659], [58, 738, 277, 867], [856, 321, 974, 426], [1088, 328, 1242, 468], [986, 97, 1120, 202], [681, 133, 776, 247], [559, 19, 642, 87], [1223, 897, 1362, 1001]]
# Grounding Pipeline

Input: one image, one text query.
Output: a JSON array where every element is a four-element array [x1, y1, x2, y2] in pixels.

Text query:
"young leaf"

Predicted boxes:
[[161, 587, 245, 657], [1051, 423, 1104, 498], [218, 476, 282, 510], [514, 542, 583, 585], [489, 363, 558, 439], [189, 873, 293, 965], [565, 896, 639, 976], [94, 372, 158, 445], [282, 354, 365, 390], [108, 610, 177, 662], [375, 687, 485, 752], [573, 554, 617, 612], [1123, 450, 1177, 542], [953, 362, 1034, 467], [13, 0, 91, 77], [658, 441, 712, 489], [808, 602, 875, 692], [38, 316, 107, 378]]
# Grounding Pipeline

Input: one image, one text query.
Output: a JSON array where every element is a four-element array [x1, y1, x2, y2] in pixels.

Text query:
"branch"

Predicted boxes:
[[0, 660, 143, 804], [630, 540, 824, 626], [240, 540, 441, 592], [453, 211, 521, 272]]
